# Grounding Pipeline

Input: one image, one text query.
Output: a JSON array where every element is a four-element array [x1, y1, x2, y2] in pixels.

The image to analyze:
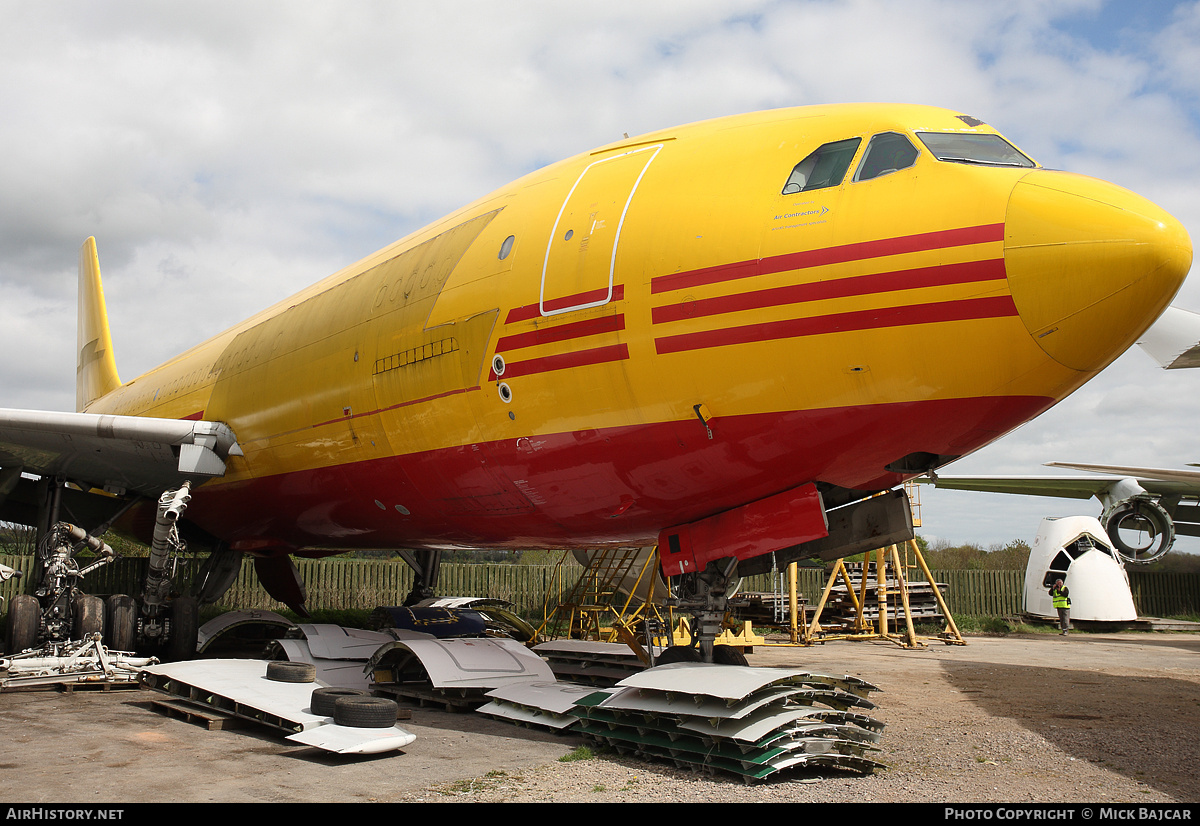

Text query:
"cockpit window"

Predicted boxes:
[[854, 132, 919, 182], [782, 137, 862, 194], [916, 132, 1035, 167]]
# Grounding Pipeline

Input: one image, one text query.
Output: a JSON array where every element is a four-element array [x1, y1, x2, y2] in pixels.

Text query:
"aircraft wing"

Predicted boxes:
[[928, 463, 1200, 561], [926, 474, 1118, 499], [1138, 306, 1200, 369], [1046, 461, 1200, 487], [0, 408, 241, 497], [930, 468, 1200, 499]]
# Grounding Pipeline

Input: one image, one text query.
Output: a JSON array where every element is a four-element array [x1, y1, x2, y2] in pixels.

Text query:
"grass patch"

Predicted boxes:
[[559, 745, 595, 763], [434, 770, 512, 797]]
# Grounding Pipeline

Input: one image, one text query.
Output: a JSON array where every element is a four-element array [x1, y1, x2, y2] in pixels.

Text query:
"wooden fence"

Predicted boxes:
[[740, 567, 1200, 619], [2, 554, 1198, 620]]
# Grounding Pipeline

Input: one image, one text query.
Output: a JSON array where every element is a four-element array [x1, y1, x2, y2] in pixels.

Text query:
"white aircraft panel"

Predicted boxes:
[[388, 637, 554, 688], [141, 659, 329, 731], [616, 663, 878, 701], [297, 624, 392, 660], [484, 680, 600, 715], [286, 723, 416, 754], [273, 639, 373, 689]]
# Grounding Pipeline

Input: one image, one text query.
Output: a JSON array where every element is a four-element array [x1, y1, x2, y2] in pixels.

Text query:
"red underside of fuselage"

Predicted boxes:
[[179, 393, 1053, 556]]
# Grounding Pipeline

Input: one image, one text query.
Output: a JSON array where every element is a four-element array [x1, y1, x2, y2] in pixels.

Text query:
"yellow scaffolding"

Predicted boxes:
[[769, 538, 964, 648], [536, 547, 669, 652]]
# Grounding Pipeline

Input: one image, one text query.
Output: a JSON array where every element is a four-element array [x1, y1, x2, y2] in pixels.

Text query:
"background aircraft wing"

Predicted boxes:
[[1046, 461, 1200, 488], [926, 474, 1119, 499], [1138, 306, 1200, 369], [931, 467, 1200, 499], [0, 408, 241, 497]]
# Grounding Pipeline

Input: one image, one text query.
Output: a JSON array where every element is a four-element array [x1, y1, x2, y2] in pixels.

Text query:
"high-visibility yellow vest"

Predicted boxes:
[[1051, 586, 1070, 609]]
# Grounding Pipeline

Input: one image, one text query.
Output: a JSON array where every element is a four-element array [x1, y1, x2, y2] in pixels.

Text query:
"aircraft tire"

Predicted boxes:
[[333, 695, 399, 728], [310, 686, 370, 717], [266, 660, 317, 683], [105, 595, 138, 652], [6, 594, 40, 654], [73, 595, 105, 641], [712, 646, 749, 667], [655, 646, 702, 665], [166, 596, 199, 662]]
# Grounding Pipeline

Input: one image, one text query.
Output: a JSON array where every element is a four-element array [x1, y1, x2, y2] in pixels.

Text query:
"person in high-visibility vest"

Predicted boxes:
[[1049, 579, 1071, 635]]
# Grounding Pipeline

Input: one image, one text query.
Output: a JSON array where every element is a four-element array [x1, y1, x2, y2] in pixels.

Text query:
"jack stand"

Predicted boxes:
[[803, 539, 964, 647]]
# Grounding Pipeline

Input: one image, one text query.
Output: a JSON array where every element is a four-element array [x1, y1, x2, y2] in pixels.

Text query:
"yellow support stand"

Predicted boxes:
[[769, 538, 963, 648], [536, 546, 672, 646], [717, 620, 765, 647], [665, 617, 762, 650]]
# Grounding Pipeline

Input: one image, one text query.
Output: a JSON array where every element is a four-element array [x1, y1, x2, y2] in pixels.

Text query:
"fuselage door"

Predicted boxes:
[[540, 143, 663, 316]]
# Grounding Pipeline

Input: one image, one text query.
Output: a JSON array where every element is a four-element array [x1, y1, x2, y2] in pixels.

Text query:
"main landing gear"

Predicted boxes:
[[97, 482, 199, 660], [129, 483, 199, 660], [3, 482, 200, 661], [660, 556, 749, 667]]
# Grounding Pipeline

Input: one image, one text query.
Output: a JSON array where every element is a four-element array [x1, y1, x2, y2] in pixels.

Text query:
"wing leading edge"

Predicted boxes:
[[0, 407, 241, 497], [930, 463, 1200, 500]]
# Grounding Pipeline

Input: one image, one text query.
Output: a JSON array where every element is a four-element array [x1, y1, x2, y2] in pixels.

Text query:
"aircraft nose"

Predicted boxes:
[[1005, 170, 1192, 372]]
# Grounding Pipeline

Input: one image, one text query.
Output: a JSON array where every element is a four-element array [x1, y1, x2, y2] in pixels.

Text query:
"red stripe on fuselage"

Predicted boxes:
[[651, 258, 1006, 325], [498, 343, 630, 380], [496, 314, 626, 353], [505, 284, 626, 324], [650, 223, 1006, 295], [654, 295, 1018, 355]]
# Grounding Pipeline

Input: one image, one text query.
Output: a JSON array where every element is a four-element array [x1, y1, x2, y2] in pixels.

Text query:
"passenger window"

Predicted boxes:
[[854, 132, 919, 182], [782, 138, 862, 194]]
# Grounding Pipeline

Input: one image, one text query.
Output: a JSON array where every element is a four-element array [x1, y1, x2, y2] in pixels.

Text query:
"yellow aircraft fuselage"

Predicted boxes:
[[82, 104, 1192, 563]]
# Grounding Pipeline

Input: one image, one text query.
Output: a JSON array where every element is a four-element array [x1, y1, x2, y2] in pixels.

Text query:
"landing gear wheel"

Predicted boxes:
[[712, 646, 749, 666], [333, 696, 398, 728], [310, 687, 370, 716], [6, 594, 39, 653], [655, 646, 702, 665], [73, 595, 104, 640], [266, 660, 316, 683], [165, 596, 198, 662], [105, 595, 138, 652]]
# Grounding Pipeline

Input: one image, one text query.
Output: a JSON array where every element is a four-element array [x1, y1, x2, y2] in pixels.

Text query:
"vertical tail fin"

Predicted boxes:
[[76, 237, 122, 412]]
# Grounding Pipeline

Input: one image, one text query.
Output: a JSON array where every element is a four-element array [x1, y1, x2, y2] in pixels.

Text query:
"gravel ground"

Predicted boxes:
[[2, 631, 1197, 804], [388, 633, 1200, 804]]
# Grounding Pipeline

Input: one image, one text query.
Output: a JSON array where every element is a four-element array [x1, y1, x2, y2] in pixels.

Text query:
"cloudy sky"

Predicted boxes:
[[3, 0, 1200, 552]]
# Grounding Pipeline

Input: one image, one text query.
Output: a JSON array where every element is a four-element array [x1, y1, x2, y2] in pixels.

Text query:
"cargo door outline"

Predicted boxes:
[[540, 143, 663, 317]]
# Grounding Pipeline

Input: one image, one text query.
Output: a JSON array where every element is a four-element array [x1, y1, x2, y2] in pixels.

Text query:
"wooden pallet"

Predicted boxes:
[[147, 697, 249, 731], [55, 679, 143, 693]]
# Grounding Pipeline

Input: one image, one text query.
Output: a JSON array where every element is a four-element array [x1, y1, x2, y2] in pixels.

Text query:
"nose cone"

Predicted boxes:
[[1006, 170, 1192, 372]]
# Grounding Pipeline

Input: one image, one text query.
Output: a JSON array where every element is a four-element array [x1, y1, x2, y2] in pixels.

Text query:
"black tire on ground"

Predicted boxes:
[[105, 595, 138, 652], [165, 596, 198, 662], [6, 594, 40, 653], [655, 646, 702, 665], [333, 695, 398, 728], [266, 660, 317, 683], [73, 595, 105, 641], [712, 645, 750, 667], [310, 687, 370, 717]]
